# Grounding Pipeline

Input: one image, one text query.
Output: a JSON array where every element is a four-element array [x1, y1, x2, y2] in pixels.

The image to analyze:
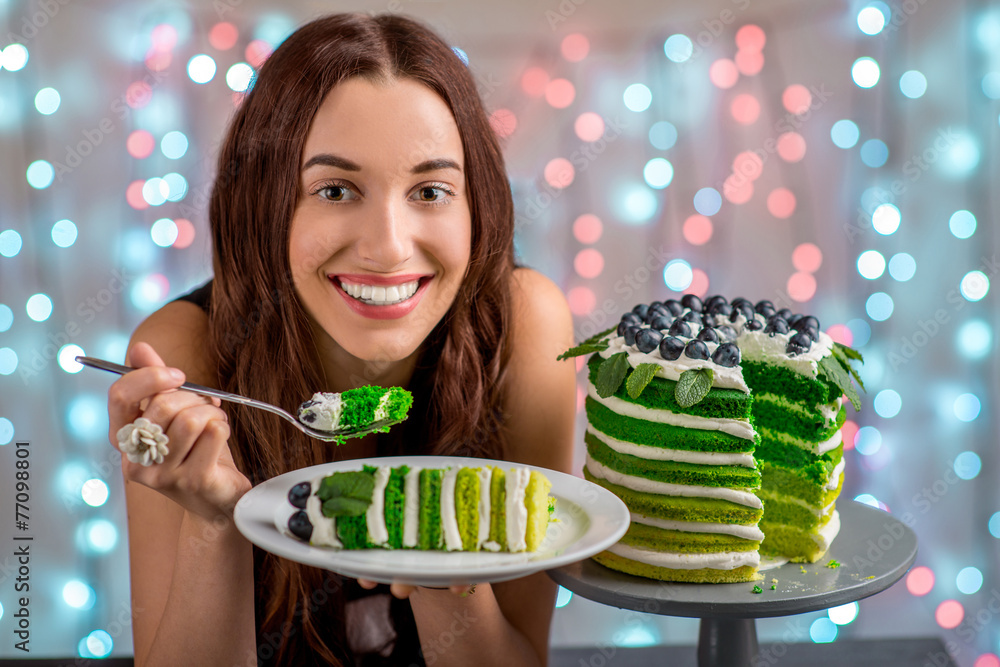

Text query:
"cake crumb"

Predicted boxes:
[[799, 566, 807, 574], [771, 578, 778, 584], [826, 560, 841, 569], [770, 584, 776, 590], [752, 585, 763, 594]]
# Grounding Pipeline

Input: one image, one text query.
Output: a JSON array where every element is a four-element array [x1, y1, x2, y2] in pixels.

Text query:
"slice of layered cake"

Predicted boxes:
[[286, 464, 554, 553], [560, 294, 863, 582], [297, 386, 413, 441]]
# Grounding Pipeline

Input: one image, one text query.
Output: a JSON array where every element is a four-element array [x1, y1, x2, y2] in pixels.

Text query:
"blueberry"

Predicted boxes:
[[792, 315, 820, 332], [745, 317, 763, 331], [650, 315, 672, 331], [682, 310, 701, 322], [787, 313, 803, 328], [650, 300, 663, 310], [646, 304, 671, 323], [697, 327, 720, 344], [755, 300, 776, 317], [786, 332, 812, 356], [668, 319, 692, 337], [712, 342, 741, 367], [632, 304, 650, 321], [730, 303, 755, 323], [764, 317, 789, 336], [288, 510, 313, 542], [288, 482, 311, 509], [716, 325, 738, 342], [709, 303, 733, 317], [635, 328, 664, 353], [621, 312, 642, 326], [701, 314, 717, 329], [731, 297, 752, 311], [800, 325, 820, 342], [704, 295, 728, 310], [617, 320, 630, 337], [684, 339, 710, 360], [776, 308, 793, 321], [681, 294, 704, 312], [659, 336, 685, 360], [664, 299, 684, 316], [624, 325, 641, 346]]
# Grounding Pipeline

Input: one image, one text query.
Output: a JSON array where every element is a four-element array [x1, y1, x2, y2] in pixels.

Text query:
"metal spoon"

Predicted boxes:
[[76, 356, 398, 443]]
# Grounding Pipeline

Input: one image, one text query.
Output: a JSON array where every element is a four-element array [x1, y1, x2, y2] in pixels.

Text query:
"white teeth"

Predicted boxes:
[[338, 278, 421, 305]]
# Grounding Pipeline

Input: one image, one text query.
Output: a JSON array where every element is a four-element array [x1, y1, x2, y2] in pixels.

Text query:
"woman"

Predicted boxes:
[[107, 12, 575, 666]]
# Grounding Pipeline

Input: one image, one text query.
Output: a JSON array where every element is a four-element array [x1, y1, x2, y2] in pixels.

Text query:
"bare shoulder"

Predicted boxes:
[[129, 300, 216, 386], [503, 268, 575, 473]]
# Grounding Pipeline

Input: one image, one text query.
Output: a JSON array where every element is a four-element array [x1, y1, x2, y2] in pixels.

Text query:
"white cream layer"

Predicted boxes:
[[588, 426, 756, 468], [607, 541, 761, 570], [737, 329, 835, 378], [306, 476, 341, 548], [754, 392, 842, 428], [814, 509, 841, 549], [587, 382, 756, 441], [826, 459, 846, 491], [477, 468, 492, 550], [403, 466, 422, 548], [365, 466, 390, 547], [373, 391, 393, 422], [631, 512, 765, 541], [758, 491, 837, 517], [302, 392, 344, 431], [441, 467, 463, 551], [505, 467, 530, 552], [599, 336, 749, 393], [585, 456, 763, 509]]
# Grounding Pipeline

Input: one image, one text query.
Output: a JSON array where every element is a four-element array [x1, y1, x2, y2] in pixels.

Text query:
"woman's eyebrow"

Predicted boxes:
[[301, 153, 462, 174]]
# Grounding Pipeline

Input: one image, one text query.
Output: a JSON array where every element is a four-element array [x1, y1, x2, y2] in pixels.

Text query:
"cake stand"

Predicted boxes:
[[548, 500, 918, 667]]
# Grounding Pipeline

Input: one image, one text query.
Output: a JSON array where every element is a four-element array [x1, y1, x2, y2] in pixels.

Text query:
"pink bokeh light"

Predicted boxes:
[[735, 24, 766, 52], [787, 272, 816, 302], [792, 242, 823, 272], [935, 600, 964, 630], [683, 215, 713, 245], [827, 324, 853, 346], [561, 33, 590, 62], [686, 269, 709, 297], [735, 49, 764, 76], [767, 188, 797, 219], [209, 22, 239, 51], [733, 151, 764, 181], [245, 40, 272, 69], [782, 84, 812, 114], [730, 94, 761, 125], [567, 286, 596, 315], [544, 157, 575, 188], [173, 219, 196, 249], [489, 109, 517, 138], [521, 67, 549, 97], [709, 59, 739, 89], [126, 130, 155, 159], [126, 180, 148, 210], [545, 78, 576, 108], [573, 214, 603, 244], [574, 248, 605, 279], [574, 112, 605, 142], [777, 132, 807, 162], [841, 419, 858, 451], [723, 174, 754, 204], [906, 567, 935, 596]]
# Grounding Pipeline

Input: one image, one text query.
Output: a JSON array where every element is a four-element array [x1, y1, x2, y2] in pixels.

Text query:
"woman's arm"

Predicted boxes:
[[112, 302, 257, 666], [407, 267, 576, 667]]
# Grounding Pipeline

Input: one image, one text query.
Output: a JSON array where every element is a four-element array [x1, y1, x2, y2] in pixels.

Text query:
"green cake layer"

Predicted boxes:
[[586, 398, 756, 454], [338, 386, 414, 428], [755, 439, 843, 484], [621, 522, 760, 553], [455, 468, 480, 551], [588, 355, 752, 420], [384, 466, 408, 549], [585, 433, 761, 490], [758, 521, 832, 562], [593, 551, 759, 583], [757, 485, 839, 529], [584, 467, 763, 525], [752, 399, 846, 442], [418, 469, 443, 550], [337, 514, 370, 549], [525, 470, 553, 552], [741, 359, 840, 406]]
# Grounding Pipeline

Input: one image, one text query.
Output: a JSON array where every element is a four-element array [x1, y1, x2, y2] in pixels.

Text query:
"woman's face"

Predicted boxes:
[[290, 77, 472, 365]]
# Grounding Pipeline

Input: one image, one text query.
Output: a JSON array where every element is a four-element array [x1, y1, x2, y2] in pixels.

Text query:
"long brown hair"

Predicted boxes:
[[205, 12, 515, 664]]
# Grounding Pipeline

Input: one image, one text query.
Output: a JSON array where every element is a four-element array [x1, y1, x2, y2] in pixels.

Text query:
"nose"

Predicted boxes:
[[355, 197, 412, 270]]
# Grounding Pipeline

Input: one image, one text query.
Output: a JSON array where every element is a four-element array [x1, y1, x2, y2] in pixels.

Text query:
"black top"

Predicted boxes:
[[173, 280, 425, 666]]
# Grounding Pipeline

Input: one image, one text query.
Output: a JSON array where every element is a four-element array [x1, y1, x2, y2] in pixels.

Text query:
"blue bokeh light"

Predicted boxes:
[[0, 305, 11, 332], [852, 57, 881, 88], [151, 218, 179, 247], [988, 512, 1000, 538], [899, 70, 927, 98], [0, 348, 18, 376], [226, 62, 255, 92], [865, 292, 893, 321], [873, 389, 901, 418], [872, 203, 900, 235], [846, 318, 872, 347], [857, 5, 887, 34], [643, 158, 674, 189], [949, 210, 977, 239], [66, 395, 107, 441], [810, 617, 838, 643], [26, 159, 55, 189], [2, 44, 29, 71], [888, 253, 916, 282], [163, 172, 188, 201], [831, 120, 860, 149], [58, 344, 85, 374], [34, 87, 61, 115], [693, 187, 722, 216], [613, 183, 658, 224], [960, 271, 989, 302], [855, 426, 882, 455], [983, 73, 1000, 100], [954, 451, 982, 480], [860, 139, 889, 168], [63, 580, 96, 610], [857, 250, 885, 280], [956, 567, 983, 595], [649, 121, 678, 150], [51, 219, 78, 248], [161, 130, 189, 159], [451, 47, 468, 66], [663, 259, 693, 291], [0, 230, 22, 257], [556, 586, 573, 608], [957, 320, 992, 359], [616, 624, 660, 648], [26, 293, 53, 322], [187, 54, 217, 84], [940, 132, 980, 177], [663, 34, 693, 63], [828, 602, 859, 625], [81, 519, 119, 554], [82, 629, 113, 658], [0, 418, 13, 445], [954, 393, 981, 422], [623, 83, 653, 112]]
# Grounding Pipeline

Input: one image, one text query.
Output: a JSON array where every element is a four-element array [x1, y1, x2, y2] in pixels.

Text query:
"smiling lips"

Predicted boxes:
[[330, 273, 432, 320]]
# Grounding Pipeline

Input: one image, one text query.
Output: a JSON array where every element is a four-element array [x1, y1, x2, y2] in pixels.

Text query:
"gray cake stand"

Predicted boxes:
[[548, 500, 918, 667]]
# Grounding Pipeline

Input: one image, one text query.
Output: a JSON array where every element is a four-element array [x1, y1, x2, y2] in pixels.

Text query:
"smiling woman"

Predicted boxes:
[[104, 11, 574, 667]]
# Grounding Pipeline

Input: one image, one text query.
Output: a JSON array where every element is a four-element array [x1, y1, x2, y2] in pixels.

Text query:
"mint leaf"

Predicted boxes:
[[834, 342, 864, 363], [556, 341, 609, 361], [675, 368, 714, 408], [557, 326, 616, 361], [625, 363, 661, 399], [322, 496, 370, 518], [316, 471, 375, 517], [818, 356, 861, 411], [832, 346, 866, 393], [595, 352, 630, 398]]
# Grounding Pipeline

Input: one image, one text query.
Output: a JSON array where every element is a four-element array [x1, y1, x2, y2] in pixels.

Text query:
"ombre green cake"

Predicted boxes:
[[561, 294, 863, 582], [286, 464, 556, 553]]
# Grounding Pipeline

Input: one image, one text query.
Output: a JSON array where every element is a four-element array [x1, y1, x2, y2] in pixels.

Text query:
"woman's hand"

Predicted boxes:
[[357, 578, 476, 599], [108, 341, 252, 521]]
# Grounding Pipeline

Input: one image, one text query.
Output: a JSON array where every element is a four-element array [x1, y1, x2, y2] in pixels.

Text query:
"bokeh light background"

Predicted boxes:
[[0, 0, 998, 662]]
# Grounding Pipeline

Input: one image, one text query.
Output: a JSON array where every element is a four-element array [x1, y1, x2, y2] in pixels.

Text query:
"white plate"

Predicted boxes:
[[234, 455, 630, 586]]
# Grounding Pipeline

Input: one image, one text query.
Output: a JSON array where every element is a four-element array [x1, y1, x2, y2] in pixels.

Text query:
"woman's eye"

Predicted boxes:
[[413, 186, 452, 203], [317, 185, 356, 201]]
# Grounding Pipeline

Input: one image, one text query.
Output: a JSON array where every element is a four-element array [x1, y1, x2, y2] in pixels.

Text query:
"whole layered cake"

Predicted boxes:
[[560, 294, 863, 583]]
